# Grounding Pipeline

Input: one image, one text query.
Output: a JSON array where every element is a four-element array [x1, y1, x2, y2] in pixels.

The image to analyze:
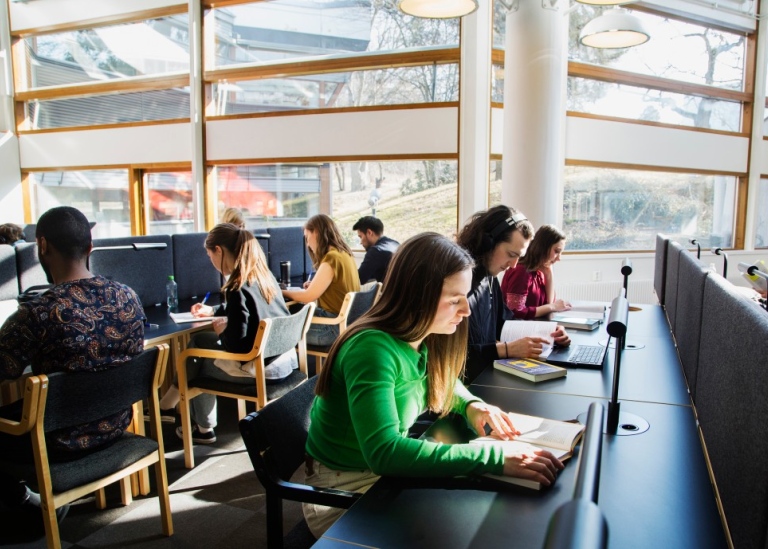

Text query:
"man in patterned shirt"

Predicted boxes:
[[0, 206, 145, 535]]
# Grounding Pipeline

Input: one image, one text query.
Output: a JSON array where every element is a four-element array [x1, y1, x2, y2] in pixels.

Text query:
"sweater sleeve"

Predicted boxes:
[[501, 266, 537, 320], [218, 289, 256, 354], [343, 337, 504, 477]]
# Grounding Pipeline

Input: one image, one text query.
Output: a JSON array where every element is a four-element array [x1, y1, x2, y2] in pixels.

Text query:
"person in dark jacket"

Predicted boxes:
[[353, 216, 400, 283]]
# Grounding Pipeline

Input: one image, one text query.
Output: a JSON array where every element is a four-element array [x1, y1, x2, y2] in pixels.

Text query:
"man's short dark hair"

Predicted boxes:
[[352, 216, 384, 236], [36, 206, 92, 260]]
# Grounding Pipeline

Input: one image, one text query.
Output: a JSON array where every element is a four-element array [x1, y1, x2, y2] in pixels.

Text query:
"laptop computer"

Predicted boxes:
[[546, 343, 607, 370]]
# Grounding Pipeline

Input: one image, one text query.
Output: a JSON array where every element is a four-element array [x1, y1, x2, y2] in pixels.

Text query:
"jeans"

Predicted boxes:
[[184, 332, 253, 429], [305, 307, 341, 347]]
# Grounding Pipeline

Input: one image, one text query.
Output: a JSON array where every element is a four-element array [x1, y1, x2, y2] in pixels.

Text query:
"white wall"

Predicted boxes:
[[0, 132, 23, 223], [18, 123, 191, 168]]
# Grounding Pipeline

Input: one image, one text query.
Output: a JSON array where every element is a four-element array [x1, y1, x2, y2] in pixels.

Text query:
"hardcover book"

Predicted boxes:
[[493, 358, 566, 382]]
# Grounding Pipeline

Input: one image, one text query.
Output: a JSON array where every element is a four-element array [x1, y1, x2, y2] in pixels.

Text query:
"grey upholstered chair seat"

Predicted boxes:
[[190, 370, 308, 400], [2, 433, 158, 493]]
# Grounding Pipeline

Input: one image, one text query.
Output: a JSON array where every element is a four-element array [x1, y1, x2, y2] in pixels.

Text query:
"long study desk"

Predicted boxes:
[[473, 304, 690, 406], [315, 304, 727, 548]]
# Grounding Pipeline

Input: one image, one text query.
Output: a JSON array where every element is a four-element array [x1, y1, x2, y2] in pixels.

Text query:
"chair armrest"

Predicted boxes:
[[178, 347, 260, 364], [309, 315, 344, 326], [0, 375, 44, 436], [275, 479, 361, 509]]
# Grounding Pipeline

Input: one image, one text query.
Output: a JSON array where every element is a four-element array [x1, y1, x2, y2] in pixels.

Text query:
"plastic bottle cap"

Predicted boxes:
[[168, 275, 174, 280]]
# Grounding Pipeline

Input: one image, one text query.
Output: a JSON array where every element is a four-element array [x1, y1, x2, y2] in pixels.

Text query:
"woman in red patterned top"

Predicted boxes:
[[501, 224, 571, 320]]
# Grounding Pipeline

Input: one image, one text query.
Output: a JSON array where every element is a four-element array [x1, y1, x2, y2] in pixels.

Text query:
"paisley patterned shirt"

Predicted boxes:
[[0, 276, 145, 452]]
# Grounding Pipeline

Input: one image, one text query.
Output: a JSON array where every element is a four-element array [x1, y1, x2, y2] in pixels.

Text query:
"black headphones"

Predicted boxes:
[[480, 212, 528, 254]]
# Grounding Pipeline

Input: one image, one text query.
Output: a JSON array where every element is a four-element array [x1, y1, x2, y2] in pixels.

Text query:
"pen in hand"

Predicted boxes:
[[201, 292, 211, 305]]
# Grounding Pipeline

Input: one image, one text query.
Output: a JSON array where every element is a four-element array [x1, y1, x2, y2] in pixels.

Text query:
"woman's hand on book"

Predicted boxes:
[[466, 402, 520, 440], [502, 448, 564, 487], [506, 337, 548, 358], [551, 299, 571, 313]]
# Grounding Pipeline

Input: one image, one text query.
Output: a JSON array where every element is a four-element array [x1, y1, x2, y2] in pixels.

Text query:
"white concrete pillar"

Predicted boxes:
[[189, 0, 205, 232], [501, 0, 568, 229], [458, 1, 492, 226]]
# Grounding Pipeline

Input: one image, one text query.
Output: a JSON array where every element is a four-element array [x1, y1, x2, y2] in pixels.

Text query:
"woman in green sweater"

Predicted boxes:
[[304, 232, 563, 537]]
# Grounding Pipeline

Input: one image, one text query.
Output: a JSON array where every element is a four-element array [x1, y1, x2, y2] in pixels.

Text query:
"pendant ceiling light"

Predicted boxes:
[[579, 9, 650, 48], [397, 0, 479, 19]]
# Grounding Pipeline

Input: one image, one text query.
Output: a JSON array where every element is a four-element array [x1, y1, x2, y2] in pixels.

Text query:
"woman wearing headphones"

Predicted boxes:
[[456, 206, 571, 383]]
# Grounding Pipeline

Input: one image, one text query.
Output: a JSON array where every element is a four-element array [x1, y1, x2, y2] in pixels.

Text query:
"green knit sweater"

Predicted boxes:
[[306, 330, 505, 477]]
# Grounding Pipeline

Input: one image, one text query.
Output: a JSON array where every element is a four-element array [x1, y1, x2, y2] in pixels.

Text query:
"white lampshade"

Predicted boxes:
[[398, 0, 479, 19], [579, 10, 650, 48]]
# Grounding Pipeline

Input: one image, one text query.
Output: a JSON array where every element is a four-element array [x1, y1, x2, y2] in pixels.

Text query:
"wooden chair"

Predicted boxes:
[[306, 281, 383, 373], [239, 376, 360, 549], [177, 303, 315, 469], [0, 344, 173, 549]]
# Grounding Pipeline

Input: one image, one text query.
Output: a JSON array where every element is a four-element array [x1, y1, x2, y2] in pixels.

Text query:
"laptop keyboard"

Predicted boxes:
[[568, 345, 604, 366]]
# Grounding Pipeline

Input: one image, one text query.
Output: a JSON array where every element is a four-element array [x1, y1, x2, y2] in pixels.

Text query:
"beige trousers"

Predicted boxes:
[[302, 459, 380, 539]]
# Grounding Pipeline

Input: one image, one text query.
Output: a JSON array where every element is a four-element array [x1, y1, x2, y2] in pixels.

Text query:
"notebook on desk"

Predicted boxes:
[[546, 343, 607, 370]]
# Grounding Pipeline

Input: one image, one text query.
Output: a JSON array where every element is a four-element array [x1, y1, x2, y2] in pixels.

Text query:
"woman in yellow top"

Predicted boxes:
[[282, 214, 360, 346]]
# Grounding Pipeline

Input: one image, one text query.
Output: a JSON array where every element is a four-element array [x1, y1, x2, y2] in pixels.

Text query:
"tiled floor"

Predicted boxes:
[[1, 398, 314, 549]]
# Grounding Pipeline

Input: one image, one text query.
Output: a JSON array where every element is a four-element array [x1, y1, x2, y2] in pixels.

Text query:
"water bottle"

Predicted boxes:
[[280, 261, 291, 289], [166, 275, 178, 310]]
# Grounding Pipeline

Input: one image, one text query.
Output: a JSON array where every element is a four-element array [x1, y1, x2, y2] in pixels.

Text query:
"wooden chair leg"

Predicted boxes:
[[39, 486, 61, 549], [179, 392, 195, 469], [120, 476, 133, 506], [237, 399, 247, 421], [154, 455, 174, 536], [95, 487, 107, 509]]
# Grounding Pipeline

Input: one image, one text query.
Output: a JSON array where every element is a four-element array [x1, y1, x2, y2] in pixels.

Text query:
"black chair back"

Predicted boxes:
[[42, 347, 158, 432]]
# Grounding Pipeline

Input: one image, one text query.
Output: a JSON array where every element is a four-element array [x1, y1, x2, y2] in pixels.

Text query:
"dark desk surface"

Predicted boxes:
[[317, 389, 727, 549], [474, 304, 690, 406], [143, 297, 219, 345]]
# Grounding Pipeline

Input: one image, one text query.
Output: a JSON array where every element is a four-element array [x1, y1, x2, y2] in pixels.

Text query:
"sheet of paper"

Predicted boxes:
[[470, 438, 572, 461], [500, 320, 556, 358], [169, 312, 215, 324]]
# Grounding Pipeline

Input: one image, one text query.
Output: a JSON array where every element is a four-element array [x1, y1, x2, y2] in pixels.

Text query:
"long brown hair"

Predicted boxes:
[[205, 223, 278, 302], [521, 224, 566, 271], [316, 232, 475, 415], [304, 214, 353, 269]]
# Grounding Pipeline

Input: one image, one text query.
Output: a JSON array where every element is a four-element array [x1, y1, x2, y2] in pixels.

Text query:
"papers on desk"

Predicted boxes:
[[169, 312, 215, 324], [500, 320, 556, 359], [471, 412, 584, 490], [550, 301, 606, 321]]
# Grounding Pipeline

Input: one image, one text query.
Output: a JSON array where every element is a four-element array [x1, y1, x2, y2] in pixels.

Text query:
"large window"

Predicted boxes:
[[330, 159, 458, 248], [211, 64, 458, 115], [29, 170, 131, 238], [564, 166, 736, 251], [212, 164, 323, 228], [568, 9, 745, 91], [17, 15, 190, 90], [146, 171, 195, 235], [209, 1, 458, 70], [757, 178, 768, 248]]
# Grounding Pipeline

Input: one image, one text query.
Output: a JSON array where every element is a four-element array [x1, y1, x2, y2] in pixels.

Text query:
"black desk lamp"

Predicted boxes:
[[543, 402, 608, 549], [620, 258, 632, 299], [689, 238, 701, 259], [583, 294, 649, 436], [712, 247, 728, 279]]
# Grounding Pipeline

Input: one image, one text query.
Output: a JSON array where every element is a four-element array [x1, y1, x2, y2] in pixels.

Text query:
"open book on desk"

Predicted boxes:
[[470, 412, 585, 490], [500, 320, 557, 358], [169, 312, 215, 324], [550, 301, 606, 321]]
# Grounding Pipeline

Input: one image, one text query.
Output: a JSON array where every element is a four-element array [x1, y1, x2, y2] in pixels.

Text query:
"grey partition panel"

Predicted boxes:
[[674, 251, 710, 399], [654, 233, 669, 306], [90, 235, 173, 307], [0, 246, 19, 300], [15, 242, 48, 293], [696, 275, 768, 549], [172, 233, 222, 300], [664, 241, 683, 329], [266, 226, 308, 282]]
